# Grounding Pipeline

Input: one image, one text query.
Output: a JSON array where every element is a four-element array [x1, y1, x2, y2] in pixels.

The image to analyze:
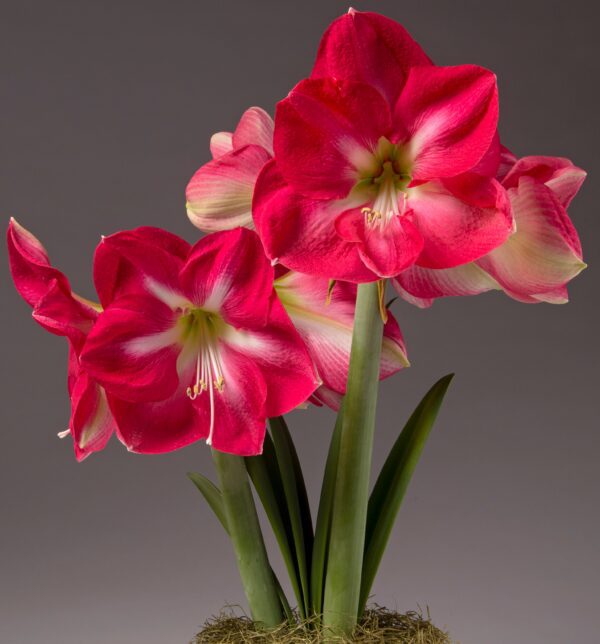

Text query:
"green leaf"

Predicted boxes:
[[268, 416, 314, 618], [310, 405, 343, 616], [188, 470, 293, 624], [359, 374, 454, 615], [273, 573, 295, 625], [246, 434, 306, 617], [187, 471, 229, 534]]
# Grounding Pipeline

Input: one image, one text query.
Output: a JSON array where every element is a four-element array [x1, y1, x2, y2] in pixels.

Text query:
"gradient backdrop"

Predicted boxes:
[[1, 2, 598, 643]]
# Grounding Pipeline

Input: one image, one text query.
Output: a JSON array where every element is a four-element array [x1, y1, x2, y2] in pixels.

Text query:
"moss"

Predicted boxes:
[[193, 605, 453, 643]]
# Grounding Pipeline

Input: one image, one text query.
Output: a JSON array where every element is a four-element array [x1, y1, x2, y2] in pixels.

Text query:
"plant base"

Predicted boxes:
[[193, 606, 452, 643]]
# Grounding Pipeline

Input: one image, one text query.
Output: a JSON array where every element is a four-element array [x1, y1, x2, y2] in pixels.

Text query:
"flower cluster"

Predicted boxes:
[[7, 9, 585, 461]]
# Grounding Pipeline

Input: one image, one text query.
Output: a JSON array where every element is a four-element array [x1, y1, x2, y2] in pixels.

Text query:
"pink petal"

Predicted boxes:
[[275, 271, 408, 406], [497, 145, 517, 181], [274, 77, 392, 199], [221, 295, 318, 417], [232, 107, 274, 155], [69, 368, 115, 461], [530, 286, 569, 304], [311, 9, 432, 106], [335, 208, 424, 278], [7, 218, 66, 307], [180, 228, 274, 329], [186, 145, 271, 232], [80, 294, 181, 403], [476, 177, 586, 296], [392, 262, 499, 305], [93, 227, 190, 307], [409, 175, 513, 268], [108, 383, 208, 455], [253, 161, 378, 283], [210, 132, 234, 158], [310, 386, 343, 411], [7, 219, 98, 352], [470, 131, 501, 177], [32, 281, 97, 354], [502, 155, 586, 208], [396, 65, 499, 180]]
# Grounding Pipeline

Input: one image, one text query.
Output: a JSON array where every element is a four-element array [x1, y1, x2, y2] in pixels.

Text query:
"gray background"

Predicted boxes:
[[1, 1, 598, 642]]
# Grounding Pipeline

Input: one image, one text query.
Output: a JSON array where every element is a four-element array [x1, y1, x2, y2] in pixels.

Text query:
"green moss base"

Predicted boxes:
[[193, 606, 453, 643]]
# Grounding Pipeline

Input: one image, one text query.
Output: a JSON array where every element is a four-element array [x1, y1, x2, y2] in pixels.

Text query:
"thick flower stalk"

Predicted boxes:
[[7, 219, 116, 460]]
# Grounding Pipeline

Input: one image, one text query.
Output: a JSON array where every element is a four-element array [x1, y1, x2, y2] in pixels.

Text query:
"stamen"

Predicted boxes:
[[206, 373, 215, 445], [362, 207, 383, 225], [363, 160, 411, 230], [184, 313, 225, 445]]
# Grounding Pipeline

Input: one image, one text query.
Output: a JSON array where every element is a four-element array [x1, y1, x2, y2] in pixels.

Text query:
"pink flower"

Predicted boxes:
[[7, 219, 116, 461], [186, 107, 274, 231], [253, 9, 513, 282], [81, 227, 318, 456], [273, 270, 409, 410], [393, 151, 587, 305]]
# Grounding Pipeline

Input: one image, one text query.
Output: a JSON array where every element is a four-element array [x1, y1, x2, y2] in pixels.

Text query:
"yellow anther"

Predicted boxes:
[[362, 207, 382, 224]]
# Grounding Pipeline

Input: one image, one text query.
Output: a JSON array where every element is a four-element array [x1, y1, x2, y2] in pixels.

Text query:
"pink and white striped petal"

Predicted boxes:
[[274, 271, 408, 407], [477, 177, 586, 296], [186, 144, 271, 232], [502, 155, 586, 208], [393, 262, 500, 307], [232, 107, 274, 155], [210, 131, 234, 159]]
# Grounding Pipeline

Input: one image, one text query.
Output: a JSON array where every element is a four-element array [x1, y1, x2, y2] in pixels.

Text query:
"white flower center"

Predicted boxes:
[[351, 137, 412, 232]]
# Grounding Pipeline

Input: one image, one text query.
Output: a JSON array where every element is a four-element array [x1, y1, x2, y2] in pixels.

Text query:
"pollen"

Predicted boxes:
[[362, 207, 383, 224]]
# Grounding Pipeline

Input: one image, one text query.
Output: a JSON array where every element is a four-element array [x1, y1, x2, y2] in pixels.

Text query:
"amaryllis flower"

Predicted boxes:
[[81, 227, 318, 456], [253, 9, 513, 282], [7, 219, 116, 461], [273, 270, 409, 410], [393, 152, 587, 306], [186, 107, 274, 231]]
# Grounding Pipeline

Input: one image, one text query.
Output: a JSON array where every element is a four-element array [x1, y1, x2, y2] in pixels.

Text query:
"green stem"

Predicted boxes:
[[212, 450, 283, 628], [323, 281, 384, 636]]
